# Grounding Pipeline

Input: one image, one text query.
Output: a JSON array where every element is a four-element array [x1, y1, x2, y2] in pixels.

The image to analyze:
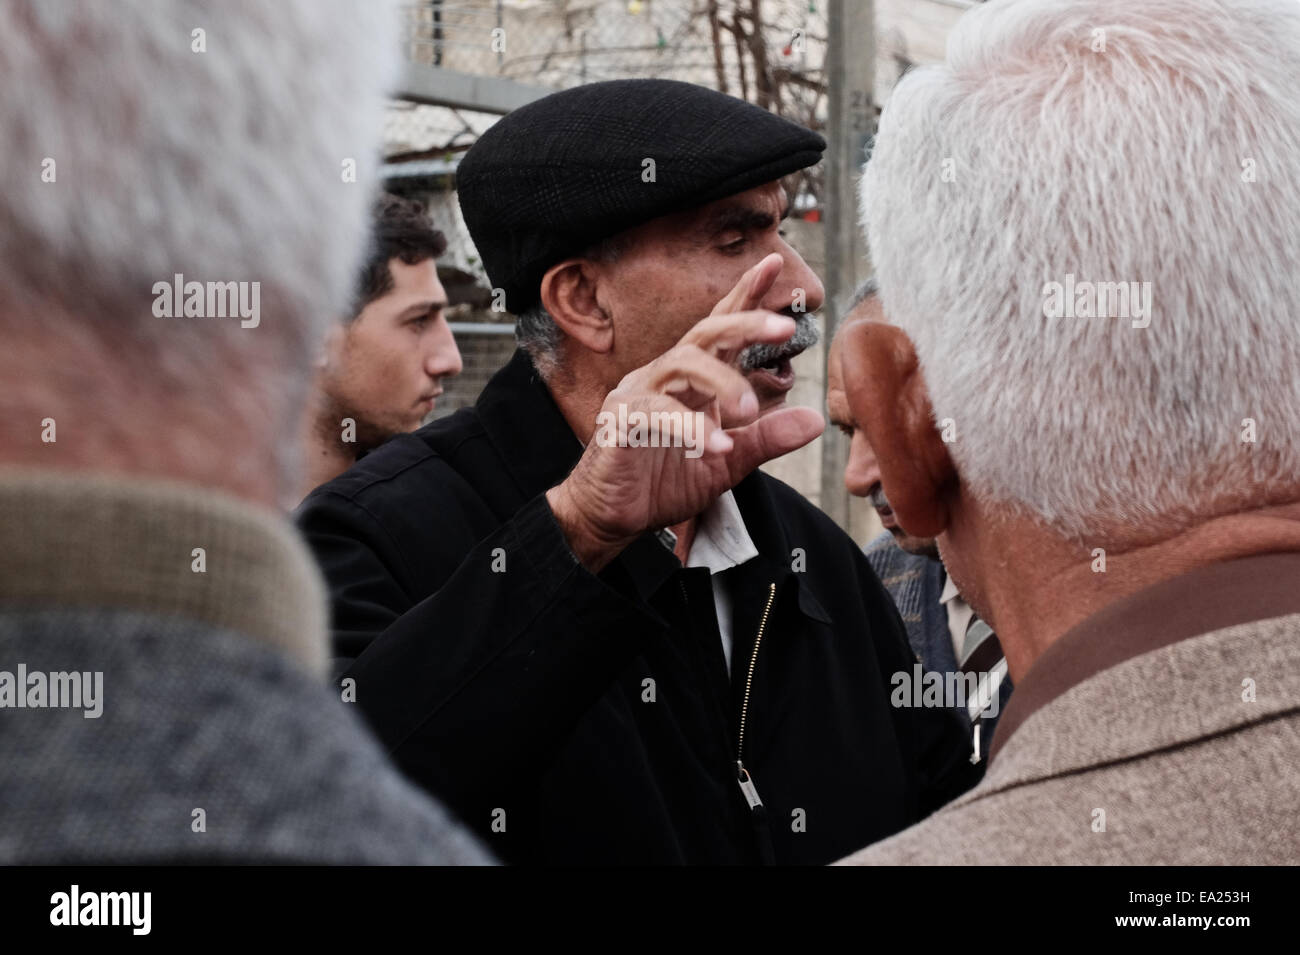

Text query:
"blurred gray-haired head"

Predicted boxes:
[[0, 0, 397, 497]]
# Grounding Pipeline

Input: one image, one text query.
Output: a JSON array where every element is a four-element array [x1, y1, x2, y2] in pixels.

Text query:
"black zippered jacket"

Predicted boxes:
[[296, 350, 980, 864]]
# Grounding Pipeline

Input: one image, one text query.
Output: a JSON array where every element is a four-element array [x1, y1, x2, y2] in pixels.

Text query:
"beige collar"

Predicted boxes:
[[989, 550, 1300, 763], [0, 469, 328, 676]]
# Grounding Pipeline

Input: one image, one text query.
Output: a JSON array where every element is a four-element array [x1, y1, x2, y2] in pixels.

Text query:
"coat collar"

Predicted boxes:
[[970, 551, 1300, 800], [475, 349, 585, 503], [990, 550, 1300, 762], [967, 607, 1300, 805], [0, 469, 329, 676], [731, 472, 833, 625]]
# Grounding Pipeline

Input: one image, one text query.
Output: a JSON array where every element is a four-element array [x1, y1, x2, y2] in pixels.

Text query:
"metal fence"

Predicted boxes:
[[387, 0, 830, 203]]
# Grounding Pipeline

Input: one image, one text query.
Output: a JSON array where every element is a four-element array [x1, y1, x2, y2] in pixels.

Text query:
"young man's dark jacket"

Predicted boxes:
[[296, 350, 980, 865]]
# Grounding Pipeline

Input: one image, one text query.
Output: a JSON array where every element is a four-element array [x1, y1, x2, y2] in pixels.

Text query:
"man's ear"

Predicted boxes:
[[319, 322, 346, 370], [840, 321, 957, 538], [539, 258, 613, 355]]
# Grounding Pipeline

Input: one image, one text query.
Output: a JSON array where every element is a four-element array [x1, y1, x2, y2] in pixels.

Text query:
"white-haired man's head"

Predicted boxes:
[[0, 0, 396, 504], [855, 0, 1300, 547]]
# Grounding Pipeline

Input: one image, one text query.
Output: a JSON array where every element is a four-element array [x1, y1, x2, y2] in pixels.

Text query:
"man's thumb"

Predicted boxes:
[[727, 406, 824, 477]]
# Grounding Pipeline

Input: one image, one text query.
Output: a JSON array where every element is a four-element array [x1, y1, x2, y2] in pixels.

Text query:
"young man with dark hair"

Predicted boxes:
[[299, 193, 462, 499]]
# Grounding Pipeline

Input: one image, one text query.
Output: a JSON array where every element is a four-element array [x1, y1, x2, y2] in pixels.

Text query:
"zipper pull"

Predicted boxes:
[[736, 760, 764, 809], [738, 759, 778, 865]]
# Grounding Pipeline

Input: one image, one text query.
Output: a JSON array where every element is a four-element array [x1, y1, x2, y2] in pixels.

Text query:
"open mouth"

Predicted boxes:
[[739, 313, 819, 398], [747, 354, 797, 393]]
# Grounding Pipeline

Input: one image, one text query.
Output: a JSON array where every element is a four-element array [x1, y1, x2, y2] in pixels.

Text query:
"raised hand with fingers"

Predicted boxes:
[[547, 256, 824, 572]]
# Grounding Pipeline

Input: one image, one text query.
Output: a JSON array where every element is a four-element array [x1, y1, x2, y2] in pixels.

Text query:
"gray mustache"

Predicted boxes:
[[739, 313, 821, 370], [868, 484, 891, 511]]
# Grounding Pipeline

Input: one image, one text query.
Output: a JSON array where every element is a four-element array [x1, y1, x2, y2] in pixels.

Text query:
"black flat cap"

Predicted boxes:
[[456, 79, 825, 313]]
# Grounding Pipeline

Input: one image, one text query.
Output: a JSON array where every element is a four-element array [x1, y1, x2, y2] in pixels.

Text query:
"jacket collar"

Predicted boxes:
[[475, 349, 585, 505], [0, 469, 329, 676], [990, 550, 1300, 762], [969, 551, 1300, 798], [729, 471, 833, 625], [474, 349, 831, 625]]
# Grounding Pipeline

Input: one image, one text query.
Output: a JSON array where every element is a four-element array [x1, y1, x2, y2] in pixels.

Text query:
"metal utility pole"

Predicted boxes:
[[821, 0, 875, 532]]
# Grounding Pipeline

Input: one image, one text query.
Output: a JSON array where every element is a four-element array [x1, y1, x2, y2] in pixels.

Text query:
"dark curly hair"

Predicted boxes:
[[350, 193, 448, 318]]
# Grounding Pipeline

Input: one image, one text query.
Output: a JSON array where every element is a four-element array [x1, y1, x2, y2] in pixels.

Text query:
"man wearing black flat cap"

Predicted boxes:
[[298, 79, 979, 865]]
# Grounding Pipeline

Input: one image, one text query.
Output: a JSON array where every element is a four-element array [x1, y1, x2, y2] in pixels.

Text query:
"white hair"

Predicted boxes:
[[861, 0, 1300, 541], [0, 0, 397, 482], [515, 302, 563, 379]]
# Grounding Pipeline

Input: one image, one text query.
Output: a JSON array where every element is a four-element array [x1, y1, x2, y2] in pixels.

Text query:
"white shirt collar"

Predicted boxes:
[[686, 489, 760, 575], [939, 569, 961, 606]]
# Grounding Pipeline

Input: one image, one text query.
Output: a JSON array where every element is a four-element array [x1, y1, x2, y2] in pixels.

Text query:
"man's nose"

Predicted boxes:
[[762, 246, 825, 316], [427, 323, 463, 379], [843, 432, 878, 498], [859, 436, 882, 493]]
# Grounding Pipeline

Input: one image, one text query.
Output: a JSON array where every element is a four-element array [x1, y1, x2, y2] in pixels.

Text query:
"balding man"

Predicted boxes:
[[299, 79, 979, 865], [829, 279, 1011, 768], [0, 0, 488, 864], [838, 0, 1300, 864]]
